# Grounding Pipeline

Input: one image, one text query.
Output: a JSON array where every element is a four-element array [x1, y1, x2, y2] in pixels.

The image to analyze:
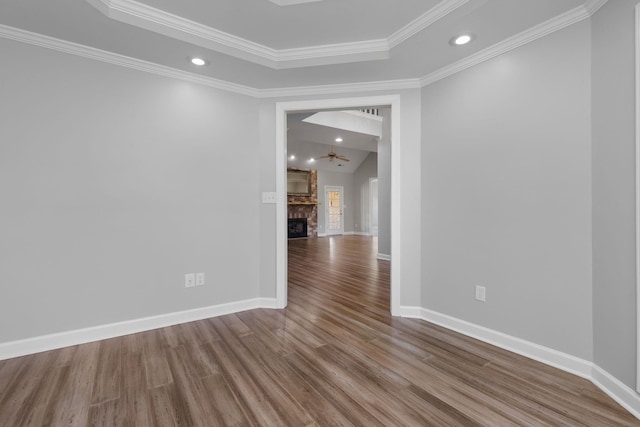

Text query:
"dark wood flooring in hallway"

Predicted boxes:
[[0, 235, 638, 426]]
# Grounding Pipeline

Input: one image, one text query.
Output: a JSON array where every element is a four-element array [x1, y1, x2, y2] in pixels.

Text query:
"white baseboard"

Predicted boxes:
[[256, 297, 280, 309], [417, 307, 591, 378], [377, 253, 391, 261], [0, 297, 278, 361], [398, 305, 422, 318], [592, 364, 640, 419], [319, 232, 369, 237], [401, 306, 640, 420]]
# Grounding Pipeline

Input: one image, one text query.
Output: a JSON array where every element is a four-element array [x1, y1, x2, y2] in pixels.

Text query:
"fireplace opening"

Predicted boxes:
[[288, 218, 308, 239]]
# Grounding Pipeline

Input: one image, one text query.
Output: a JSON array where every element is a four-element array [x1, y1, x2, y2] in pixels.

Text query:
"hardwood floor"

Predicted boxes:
[[0, 235, 638, 426]]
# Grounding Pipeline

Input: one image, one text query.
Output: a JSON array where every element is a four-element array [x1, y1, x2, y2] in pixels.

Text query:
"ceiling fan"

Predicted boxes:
[[318, 145, 350, 163]]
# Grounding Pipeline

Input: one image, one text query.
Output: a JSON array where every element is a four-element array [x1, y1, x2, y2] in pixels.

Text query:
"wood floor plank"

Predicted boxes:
[[140, 329, 173, 389], [119, 351, 152, 426], [201, 335, 284, 426], [284, 351, 387, 427], [239, 333, 355, 427], [210, 316, 316, 426], [147, 384, 186, 427], [1, 235, 638, 426], [0, 356, 29, 397], [164, 345, 219, 426], [200, 374, 253, 427], [45, 341, 100, 426], [91, 337, 122, 405]]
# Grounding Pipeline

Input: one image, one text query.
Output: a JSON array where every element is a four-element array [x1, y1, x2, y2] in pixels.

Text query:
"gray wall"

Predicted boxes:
[[0, 38, 261, 342], [353, 153, 378, 234], [8, 7, 631, 389], [377, 108, 392, 257], [591, 0, 638, 389], [317, 170, 354, 234], [421, 21, 593, 359]]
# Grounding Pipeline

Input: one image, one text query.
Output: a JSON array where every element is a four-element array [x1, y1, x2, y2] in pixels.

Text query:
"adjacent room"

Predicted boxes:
[[0, 0, 639, 424]]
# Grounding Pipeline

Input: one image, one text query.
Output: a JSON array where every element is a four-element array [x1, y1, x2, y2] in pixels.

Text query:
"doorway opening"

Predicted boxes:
[[275, 95, 402, 315], [325, 186, 344, 236]]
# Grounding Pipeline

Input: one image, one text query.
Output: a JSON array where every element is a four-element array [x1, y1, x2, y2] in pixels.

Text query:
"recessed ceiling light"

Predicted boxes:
[[335, 137, 343, 143], [190, 57, 207, 66], [308, 158, 315, 163], [289, 155, 295, 160], [450, 34, 473, 46]]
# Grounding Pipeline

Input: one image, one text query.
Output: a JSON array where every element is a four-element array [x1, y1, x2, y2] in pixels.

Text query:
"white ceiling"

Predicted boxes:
[[287, 139, 372, 174], [287, 111, 380, 173], [0, 0, 598, 90]]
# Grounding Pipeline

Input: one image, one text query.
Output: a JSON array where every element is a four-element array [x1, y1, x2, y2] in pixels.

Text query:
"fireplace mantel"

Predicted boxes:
[[287, 168, 318, 237]]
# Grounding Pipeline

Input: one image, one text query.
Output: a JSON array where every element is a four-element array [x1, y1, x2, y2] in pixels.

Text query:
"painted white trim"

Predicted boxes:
[[389, 100, 402, 317], [398, 305, 423, 318], [344, 231, 371, 236], [269, 0, 323, 6], [0, 24, 258, 98], [411, 306, 640, 420], [377, 253, 391, 261], [635, 1, 640, 394], [85, 0, 466, 69], [257, 79, 421, 99], [275, 95, 401, 316], [275, 40, 389, 69], [592, 364, 640, 420], [276, 103, 288, 309], [1, 1, 608, 100], [419, 1, 605, 87], [418, 307, 593, 378], [0, 297, 278, 361], [85, 0, 279, 68], [584, 0, 609, 15], [387, 0, 469, 48], [256, 297, 280, 309]]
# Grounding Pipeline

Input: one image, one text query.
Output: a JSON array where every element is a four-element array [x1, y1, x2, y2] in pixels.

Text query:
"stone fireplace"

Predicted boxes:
[[288, 218, 308, 239], [287, 168, 318, 238]]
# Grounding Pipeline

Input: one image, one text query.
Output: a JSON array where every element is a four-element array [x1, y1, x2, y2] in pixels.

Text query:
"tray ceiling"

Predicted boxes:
[[0, 0, 600, 91]]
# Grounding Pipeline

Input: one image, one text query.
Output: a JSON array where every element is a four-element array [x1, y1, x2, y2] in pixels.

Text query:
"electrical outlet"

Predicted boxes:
[[475, 285, 486, 302], [261, 192, 276, 204], [196, 272, 205, 286], [185, 273, 195, 288]]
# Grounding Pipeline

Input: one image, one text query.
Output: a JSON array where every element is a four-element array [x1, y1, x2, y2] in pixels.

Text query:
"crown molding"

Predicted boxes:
[[268, 0, 323, 5], [388, 0, 469, 49], [0, 24, 259, 97], [0, 0, 609, 100], [419, 0, 608, 87], [85, 0, 278, 68], [0, 23, 417, 98], [85, 0, 466, 69], [275, 39, 389, 68], [256, 78, 422, 99], [584, 0, 609, 15]]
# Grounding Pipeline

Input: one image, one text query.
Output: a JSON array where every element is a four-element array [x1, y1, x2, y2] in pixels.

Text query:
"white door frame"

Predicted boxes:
[[325, 185, 344, 235], [370, 177, 379, 237], [275, 95, 401, 315], [635, 2, 640, 393]]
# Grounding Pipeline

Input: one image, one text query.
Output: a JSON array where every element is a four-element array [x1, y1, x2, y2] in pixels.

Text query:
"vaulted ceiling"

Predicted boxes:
[[0, 0, 602, 92]]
